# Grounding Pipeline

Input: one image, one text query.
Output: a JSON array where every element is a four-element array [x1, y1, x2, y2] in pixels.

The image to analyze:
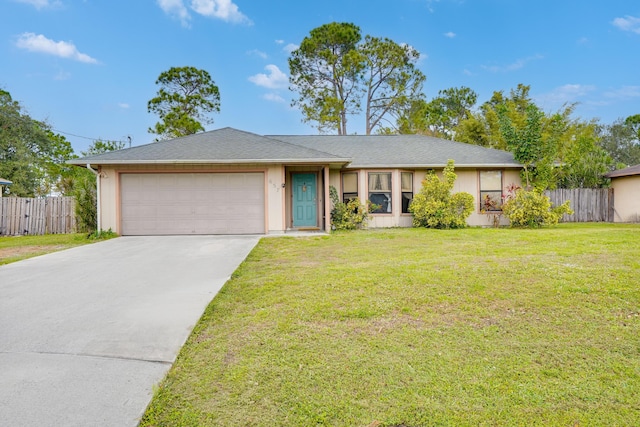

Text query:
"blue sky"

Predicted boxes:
[[2, 0, 639, 153]]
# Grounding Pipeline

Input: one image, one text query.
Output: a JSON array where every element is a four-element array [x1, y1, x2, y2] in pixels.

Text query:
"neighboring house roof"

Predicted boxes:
[[271, 134, 519, 168], [68, 127, 520, 169], [605, 164, 640, 178], [68, 128, 349, 166], [0, 177, 12, 185]]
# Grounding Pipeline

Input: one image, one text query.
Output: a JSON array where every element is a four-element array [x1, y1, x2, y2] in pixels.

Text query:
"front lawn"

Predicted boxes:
[[141, 224, 640, 426], [0, 233, 111, 265]]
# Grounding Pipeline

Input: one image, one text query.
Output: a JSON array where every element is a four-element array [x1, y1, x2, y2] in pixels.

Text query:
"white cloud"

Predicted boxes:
[[536, 84, 596, 106], [118, 103, 130, 109], [249, 64, 288, 89], [14, 0, 60, 9], [283, 43, 298, 54], [603, 86, 640, 100], [275, 39, 284, 45], [190, 0, 252, 24], [263, 93, 285, 103], [157, 0, 191, 26], [482, 54, 543, 73], [247, 49, 267, 59], [16, 33, 98, 64], [612, 16, 640, 34], [54, 69, 70, 80], [157, 0, 251, 25], [444, 31, 456, 38]]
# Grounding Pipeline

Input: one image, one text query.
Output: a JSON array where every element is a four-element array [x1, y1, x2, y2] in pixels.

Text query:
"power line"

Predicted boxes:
[[51, 128, 127, 143], [0, 110, 128, 143]]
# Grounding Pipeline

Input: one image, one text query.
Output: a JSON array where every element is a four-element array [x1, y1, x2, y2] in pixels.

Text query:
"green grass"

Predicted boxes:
[[141, 224, 640, 426], [0, 233, 109, 265]]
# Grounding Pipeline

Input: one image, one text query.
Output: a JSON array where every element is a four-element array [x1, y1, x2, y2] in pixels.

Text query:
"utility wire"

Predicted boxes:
[[51, 128, 127, 143], [0, 110, 127, 143]]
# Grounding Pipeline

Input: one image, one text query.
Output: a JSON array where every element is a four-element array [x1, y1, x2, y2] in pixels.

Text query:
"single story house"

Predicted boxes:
[[605, 164, 640, 223], [68, 127, 522, 235]]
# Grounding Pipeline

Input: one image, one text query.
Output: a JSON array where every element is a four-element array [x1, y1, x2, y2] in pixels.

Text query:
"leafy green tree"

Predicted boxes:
[[421, 87, 478, 139], [360, 36, 425, 135], [498, 103, 546, 190], [289, 22, 364, 135], [600, 117, 640, 168], [624, 114, 640, 140], [148, 66, 221, 140], [289, 22, 426, 135], [0, 90, 75, 196]]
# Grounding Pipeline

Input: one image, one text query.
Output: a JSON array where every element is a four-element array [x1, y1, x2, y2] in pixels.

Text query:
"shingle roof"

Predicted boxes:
[[605, 164, 640, 178], [270, 134, 519, 168], [68, 127, 520, 169], [68, 128, 348, 165]]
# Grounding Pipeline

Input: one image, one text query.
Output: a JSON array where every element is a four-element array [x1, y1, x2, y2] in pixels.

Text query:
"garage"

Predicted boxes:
[[120, 172, 265, 235]]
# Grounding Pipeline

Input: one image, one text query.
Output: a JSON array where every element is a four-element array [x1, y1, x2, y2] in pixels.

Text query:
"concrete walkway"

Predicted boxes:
[[0, 235, 260, 427]]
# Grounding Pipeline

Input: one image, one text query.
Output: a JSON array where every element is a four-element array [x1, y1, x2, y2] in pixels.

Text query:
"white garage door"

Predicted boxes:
[[120, 173, 265, 235]]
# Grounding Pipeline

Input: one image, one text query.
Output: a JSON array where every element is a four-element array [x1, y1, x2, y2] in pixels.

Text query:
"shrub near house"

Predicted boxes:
[[409, 160, 474, 229], [502, 188, 573, 228]]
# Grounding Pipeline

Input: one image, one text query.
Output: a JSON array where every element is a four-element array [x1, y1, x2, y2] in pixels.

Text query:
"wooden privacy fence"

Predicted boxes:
[[545, 188, 614, 223], [0, 197, 76, 236]]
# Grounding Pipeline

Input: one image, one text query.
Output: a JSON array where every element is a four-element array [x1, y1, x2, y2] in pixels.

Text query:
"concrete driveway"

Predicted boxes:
[[0, 235, 260, 427]]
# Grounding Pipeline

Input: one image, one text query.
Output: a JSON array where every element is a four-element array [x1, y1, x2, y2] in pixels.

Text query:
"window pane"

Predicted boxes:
[[368, 172, 392, 213], [401, 172, 413, 192], [402, 192, 413, 213], [343, 192, 358, 203], [481, 191, 502, 211], [480, 171, 502, 191], [369, 173, 391, 191], [369, 193, 391, 213], [343, 173, 358, 193]]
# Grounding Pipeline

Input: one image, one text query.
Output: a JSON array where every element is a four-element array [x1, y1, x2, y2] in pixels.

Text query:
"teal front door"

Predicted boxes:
[[292, 173, 317, 227]]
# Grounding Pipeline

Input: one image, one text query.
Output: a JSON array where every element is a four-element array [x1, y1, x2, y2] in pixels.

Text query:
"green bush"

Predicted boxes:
[[409, 160, 474, 229], [329, 186, 371, 230], [73, 173, 97, 233], [502, 188, 573, 228]]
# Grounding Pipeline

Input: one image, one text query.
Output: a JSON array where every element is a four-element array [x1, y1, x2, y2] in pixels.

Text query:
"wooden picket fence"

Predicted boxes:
[[0, 197, 76, 236], [545, 188, 614, 223]]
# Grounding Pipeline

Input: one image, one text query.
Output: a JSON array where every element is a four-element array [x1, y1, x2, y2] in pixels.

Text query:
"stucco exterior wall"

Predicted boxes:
[[265, 165, 286, 232], [611, 175, 640, 222], [95, 163, 523, 234], [329, 168, 522, 228]]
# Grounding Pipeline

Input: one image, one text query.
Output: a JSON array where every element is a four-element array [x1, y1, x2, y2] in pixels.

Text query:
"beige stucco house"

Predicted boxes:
[[69, 128, 522, 235], [606, 164, 640, 223]]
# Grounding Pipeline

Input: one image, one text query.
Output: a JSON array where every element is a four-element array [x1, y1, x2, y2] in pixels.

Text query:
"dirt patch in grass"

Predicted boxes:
[[0, 245, 67, 260]]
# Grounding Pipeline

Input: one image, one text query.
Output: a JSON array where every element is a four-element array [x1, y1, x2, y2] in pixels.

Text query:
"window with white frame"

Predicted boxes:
[[479, 170, 503, 211], [342, 172, 358, 202], [401, 172, 413, 213], [368, 172, 392, 213]]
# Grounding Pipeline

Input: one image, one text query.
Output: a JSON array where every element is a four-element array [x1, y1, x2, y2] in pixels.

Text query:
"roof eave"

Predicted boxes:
[[67, 158, 352, 166], [343, 163, 523, 169]]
